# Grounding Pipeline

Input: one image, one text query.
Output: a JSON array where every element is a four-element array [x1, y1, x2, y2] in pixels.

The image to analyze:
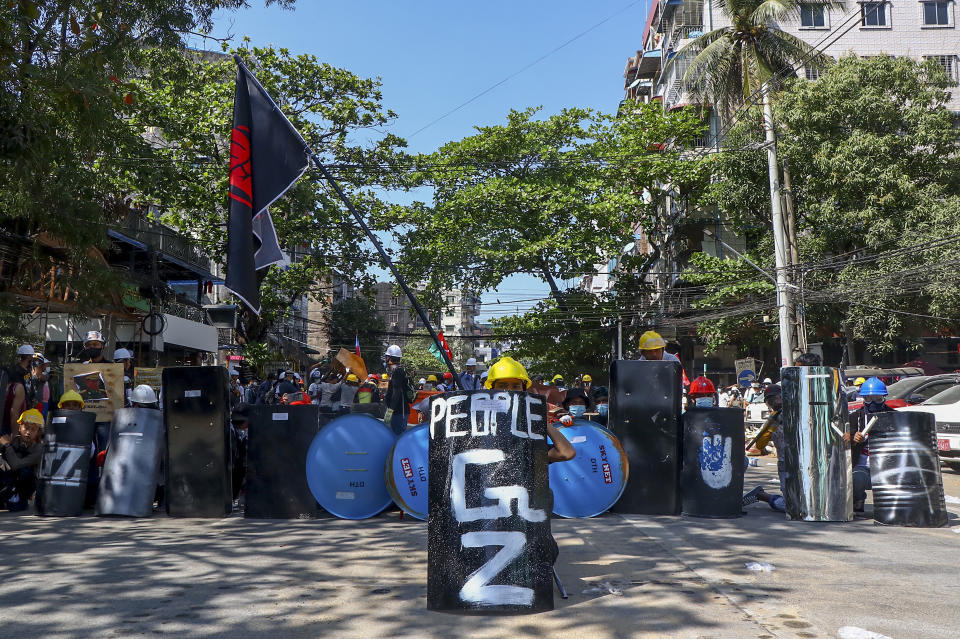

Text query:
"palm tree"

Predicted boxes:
[[666, 0, 844, 366]]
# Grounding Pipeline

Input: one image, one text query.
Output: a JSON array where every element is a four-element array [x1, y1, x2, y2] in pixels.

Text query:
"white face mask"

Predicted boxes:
[[568, 405, 587, 418], [694, 397, 714, 408]]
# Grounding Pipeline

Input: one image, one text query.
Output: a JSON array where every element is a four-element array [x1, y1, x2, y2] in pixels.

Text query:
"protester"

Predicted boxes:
[[339, 374, 360, 408], [0, 409, 44, 511], [113, 348, 134, 376], [743, 381, 764, 404], [275, 370, 299, 401], [307, 370, 323, 404], [357, 375, 380, 404], [551, 374, 565, 391], [417, 377, 427, 391], [424, 374, 439, 391], [28, 354, 51, 417], [439, 371, 455, 392], [57, 390, 85, 411], [637, 330, 681, 363], [244, 378, 259, 404], [742, 384, 787, 513], [319, 371, 342, 412], [687, 376, 717, 407], [561, 388, 591, 419], [3, 345, 36, 436], [228, 367, 243, 409], [579, 374, 593, 395], [795, 352, 822, 367], [130, 385, 159, 409], [383, 345, 412, 435], [230, 405, 250, 508], [592, 387, 609, 427], [460, 357, 480, 391], [257, 372, 276, 404], [845, 376, 893, 513], [486, 357, 575, 462], [75, 330, 112, 364]]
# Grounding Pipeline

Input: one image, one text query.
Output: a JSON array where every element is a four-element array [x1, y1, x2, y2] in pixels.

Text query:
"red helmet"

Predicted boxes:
[[443, 372, 454, 380], [688, 376, 716, 398]]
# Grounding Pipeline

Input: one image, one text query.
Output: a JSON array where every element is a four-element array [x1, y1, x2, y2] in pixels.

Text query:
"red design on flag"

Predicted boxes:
[[355, 334, 361, 357], [229, 126, 253, 209], [437, 331, 453, 361]]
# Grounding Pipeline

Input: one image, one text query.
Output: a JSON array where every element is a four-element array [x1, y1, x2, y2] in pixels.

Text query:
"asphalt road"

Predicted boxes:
[[1, 461, 958, 639]]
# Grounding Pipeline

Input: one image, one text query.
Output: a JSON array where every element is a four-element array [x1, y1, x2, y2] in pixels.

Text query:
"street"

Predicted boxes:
[[2, 461, 958, 639]]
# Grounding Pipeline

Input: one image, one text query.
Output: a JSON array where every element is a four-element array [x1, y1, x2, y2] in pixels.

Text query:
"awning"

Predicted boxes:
[[635, 49, 662, 76], [627, 79, 652, 89], [162, 313, 218, 352]]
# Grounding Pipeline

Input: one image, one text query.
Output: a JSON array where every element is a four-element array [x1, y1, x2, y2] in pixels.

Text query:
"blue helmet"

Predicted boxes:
[[859, 377, 888, 397]]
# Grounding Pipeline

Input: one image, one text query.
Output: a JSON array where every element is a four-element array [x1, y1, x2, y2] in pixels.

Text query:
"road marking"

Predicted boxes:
[[838, 627, 892, 639]]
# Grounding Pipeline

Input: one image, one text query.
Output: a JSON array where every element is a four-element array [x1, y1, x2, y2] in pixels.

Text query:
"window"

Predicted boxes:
[[861, 1, 888, 25], [800, 4, 826, 27], [388, 313, 399, 323], [445, 308, 455, 317], [923, 1, 951, 25], [444, 325, 455, 334], [925, 54, 959, 80], [804, 66, 822, 81], [446, 295, 455, 304], [391, 295, 399, 307]]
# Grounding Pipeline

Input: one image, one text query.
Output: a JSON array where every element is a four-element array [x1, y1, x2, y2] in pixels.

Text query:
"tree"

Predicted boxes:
[[0, 1, 295, 325], [398, 331, 470, 379], [393, 104, 707, 306], [327, 296, 386, 357], [687, 56, 960, 355], [674, 0, 843, 364], [128, 43, 408, 344]]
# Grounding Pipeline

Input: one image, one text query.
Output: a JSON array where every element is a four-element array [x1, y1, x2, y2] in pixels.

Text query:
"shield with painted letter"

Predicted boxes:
[[36, 410, 96, 516], [427, 389, 554, 614]]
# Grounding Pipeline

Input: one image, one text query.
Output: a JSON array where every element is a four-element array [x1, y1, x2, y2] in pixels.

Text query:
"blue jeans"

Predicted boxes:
[[853, 465, 872, 504]]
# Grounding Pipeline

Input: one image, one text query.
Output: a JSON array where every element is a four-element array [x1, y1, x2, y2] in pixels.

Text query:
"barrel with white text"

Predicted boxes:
[[427, 390, 554, 613]]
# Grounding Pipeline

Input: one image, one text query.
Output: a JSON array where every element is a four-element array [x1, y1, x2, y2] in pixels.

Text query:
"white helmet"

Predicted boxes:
[[385, 344, 402, 358], [113, 348, 133, 360], [465, 357, 477, 367], [131, 384, 158, 404], [17, 344, 35, 356], [310, 369, 322, 379], [84, 330, 104, 344], [763, 378, 773, 384], [418, 377, 426, 385], [480, 370, 489, 380], [294, 373, 301, 381]]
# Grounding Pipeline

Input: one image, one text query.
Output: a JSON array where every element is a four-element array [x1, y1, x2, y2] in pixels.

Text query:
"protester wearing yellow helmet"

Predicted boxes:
[[550, 374, 566, 390], [638, 330, 681, 363], [484, 357, 574, 462], [853, 377, 866, 388], [0, 409, 44, 511], [58, 390, 85, 411], [580, 374, 593, 394]]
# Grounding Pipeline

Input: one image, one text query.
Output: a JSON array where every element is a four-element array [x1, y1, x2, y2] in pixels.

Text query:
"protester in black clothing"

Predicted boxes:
[[257, 373, 276, 404], [3, 345, 35, 436], [592, 387, 609, 427], [230, 406, 250, 505], [74, 330, 112, 364], [0, 409, 44, 511], [383, 345, 412, 435], [275, 371, 299, 401]]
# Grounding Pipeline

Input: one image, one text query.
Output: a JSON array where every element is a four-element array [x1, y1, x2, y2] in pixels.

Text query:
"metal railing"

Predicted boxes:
[[112, 210, 213, 275]]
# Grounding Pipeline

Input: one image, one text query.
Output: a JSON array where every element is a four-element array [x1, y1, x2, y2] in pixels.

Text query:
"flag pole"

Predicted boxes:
[[232, 56, 461, 388]]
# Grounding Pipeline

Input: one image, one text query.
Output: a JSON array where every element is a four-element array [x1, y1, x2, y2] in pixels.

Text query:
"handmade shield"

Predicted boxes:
[[869, 411, 947, 527], [681, 407, 745, 518], [36, 410, 96, 516], [245, 405, 324, 519], [780, 366, 853, 521], [385, 423, 430, 520], [549, 420, 628, 518], [428, 390, 554, 614], [163, 366, 232, 517], [96, 408, 163, 517], [305, 413, 396, 519], [608, 360, 683, 515]]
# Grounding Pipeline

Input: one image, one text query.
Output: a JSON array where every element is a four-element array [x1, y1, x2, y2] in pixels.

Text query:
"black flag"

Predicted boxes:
[[226, 59, 310, 314]]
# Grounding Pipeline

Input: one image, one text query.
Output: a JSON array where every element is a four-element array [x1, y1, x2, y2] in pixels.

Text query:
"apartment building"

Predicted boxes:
[[373, 282, 481, 353]]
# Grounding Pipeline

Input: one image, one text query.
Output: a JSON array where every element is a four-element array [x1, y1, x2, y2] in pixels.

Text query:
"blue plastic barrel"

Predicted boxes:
[[549, 420, 629, 518], [384, 424, 429, 520], [305, 414, 397, 519]]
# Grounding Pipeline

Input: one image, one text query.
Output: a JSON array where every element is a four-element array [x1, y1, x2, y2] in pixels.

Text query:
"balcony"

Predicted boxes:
[[110, 209, 214, 278]]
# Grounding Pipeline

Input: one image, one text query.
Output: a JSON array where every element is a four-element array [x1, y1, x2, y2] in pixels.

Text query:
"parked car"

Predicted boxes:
[[897, 384, 960, 470], [849, 374, 960, 411]]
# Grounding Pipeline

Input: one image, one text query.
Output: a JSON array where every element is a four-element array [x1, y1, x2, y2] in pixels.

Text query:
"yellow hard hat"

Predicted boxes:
[[638, 330, 666, 350], [17, 408, 44, 426], [58, 390, 85, 409], [552, 374, 564, 383], [486, 357, 532, 390], [854, 377, 866, 386], [427, 374, 439, 383], [382, 373, 389, 381], [582, 374, 593, 382], [346, 373, 358, 383]]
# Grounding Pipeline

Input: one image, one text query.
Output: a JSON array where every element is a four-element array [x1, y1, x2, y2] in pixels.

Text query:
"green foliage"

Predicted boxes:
[[327, 296, 386, 353], [0, 1, 296, 317], [393, 104, 708, 301], [688, 56, 960, 354], [241, 341, 271, 375], [399, 331, 470, 379], [491, 291, 615, 381]]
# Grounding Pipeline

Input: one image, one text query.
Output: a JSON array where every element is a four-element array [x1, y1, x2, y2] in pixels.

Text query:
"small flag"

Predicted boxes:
[[225, 58, 310, 315], [355, 334, 361, 357]]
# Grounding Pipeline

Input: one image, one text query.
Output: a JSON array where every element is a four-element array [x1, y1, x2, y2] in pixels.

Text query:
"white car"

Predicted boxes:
[[897, 385, 960, 470]]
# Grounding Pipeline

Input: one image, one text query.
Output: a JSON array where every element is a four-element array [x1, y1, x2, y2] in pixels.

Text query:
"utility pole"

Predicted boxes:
[[781, 159, 805, 354], [762, 90, 795, 368]]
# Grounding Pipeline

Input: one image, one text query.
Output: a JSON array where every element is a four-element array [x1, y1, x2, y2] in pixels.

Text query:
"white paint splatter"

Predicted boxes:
[[744, 562, 775, 572], [837, 626, 893, 639]]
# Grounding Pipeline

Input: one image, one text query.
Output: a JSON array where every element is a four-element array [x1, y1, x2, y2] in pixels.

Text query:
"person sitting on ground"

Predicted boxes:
[[0, 409, 44, 511], [742, 384, 788, 513], [844, 376, 893, 513], [486, 357, 575, 463]]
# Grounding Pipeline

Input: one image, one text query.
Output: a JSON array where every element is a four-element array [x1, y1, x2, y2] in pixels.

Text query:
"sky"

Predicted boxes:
[[205, 0, 652, 321]]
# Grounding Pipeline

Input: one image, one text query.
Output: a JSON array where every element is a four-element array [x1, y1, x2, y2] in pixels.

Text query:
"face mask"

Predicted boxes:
[[694, 397, 714, 408], [568, 405, 587, 418], [596, 404, 609, 417], [84, 347, 102, 360]]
